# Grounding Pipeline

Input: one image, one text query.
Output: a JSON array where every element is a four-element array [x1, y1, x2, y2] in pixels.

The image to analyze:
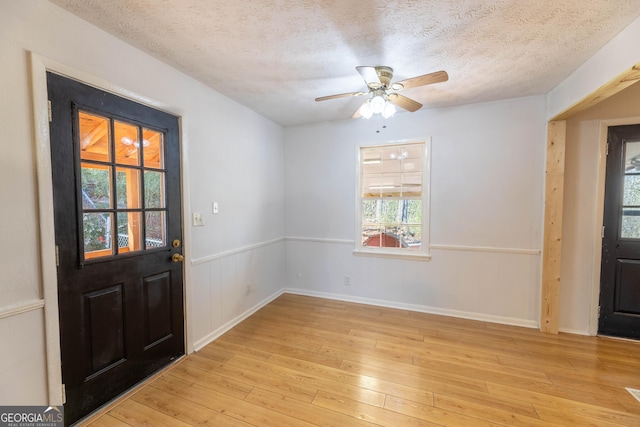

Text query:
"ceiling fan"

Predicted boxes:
[[315, 66, 448, 119]]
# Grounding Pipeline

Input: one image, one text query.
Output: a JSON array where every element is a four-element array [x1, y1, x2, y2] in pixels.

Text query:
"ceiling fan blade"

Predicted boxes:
[[352, 101, 366, 119], [356, 66, 380, 85], [387, 93, 422, 112], [394, 70, 448, 90], [315, 91, 365, 102]]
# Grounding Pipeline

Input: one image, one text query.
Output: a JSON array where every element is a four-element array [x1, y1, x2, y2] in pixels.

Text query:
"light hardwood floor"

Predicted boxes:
[[85, 293, 640, 426]]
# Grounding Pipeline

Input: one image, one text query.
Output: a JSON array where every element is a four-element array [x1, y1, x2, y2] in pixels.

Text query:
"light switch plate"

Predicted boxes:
[[213, 202, 219, 214], [192, 212, 205, 226]]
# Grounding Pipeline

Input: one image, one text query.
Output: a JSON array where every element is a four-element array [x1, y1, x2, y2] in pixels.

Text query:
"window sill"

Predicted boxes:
[[352, 248, 431, 261]]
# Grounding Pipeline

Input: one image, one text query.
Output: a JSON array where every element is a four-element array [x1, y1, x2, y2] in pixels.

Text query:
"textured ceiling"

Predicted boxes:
[[50, 0, 640, 127]]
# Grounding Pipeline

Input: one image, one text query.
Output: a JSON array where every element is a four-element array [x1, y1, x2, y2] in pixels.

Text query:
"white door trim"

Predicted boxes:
[[29, 52, 194, 405]]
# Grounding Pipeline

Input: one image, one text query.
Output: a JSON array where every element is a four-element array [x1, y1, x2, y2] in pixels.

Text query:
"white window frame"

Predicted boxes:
[[354, 138, 431, 261]]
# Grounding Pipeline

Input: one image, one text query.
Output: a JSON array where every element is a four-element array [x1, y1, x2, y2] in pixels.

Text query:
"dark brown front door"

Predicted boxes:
[[47, 72, 185, 425], [600, 124, 640, 340]]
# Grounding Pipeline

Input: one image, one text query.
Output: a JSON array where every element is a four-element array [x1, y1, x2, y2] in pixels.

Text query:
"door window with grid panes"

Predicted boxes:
[[78, 111, 167, 260], [356, 141, 430, 259]]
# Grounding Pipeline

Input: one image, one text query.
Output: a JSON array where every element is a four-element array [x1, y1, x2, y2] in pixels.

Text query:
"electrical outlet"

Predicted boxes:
[[344, 276, 351, 286]]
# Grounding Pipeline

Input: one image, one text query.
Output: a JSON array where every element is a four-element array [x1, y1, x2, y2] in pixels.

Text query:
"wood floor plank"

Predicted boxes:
[[313, 390, 439, 427], [87, 294, 640, 427], [215, 330, 343, 368], [237, 350, 434, 407], [434, 327, 518, 348], [108, 400, 194, 427], [195, 344, 236, 362], [87, 414, 133, 427], [377, 337, 501, 365], [152, 374, 317, 427], [225, 352, 404, 407], [491, 379, 626, 412], [426, 385, 540, 418], [496, 354, 579, 374], [203, 339, 272, 361], [384, 394, 498, 427], [245, 387, 377, 427], [318, 342, 414, 365], [225, 326, 323, 353], [187, 353, 319, 403], [568, 355, 640, 378], [349, 327, 426, 343], [511, 338, 640, 364], [533, 405, 633, 427], [617, 390, 640, 415], [412, 353, 552, 384], [132, 386, 253, 427], [432, 394, 558, 427], [339, 359, 488, 394], [546, 372, 635, 400], [167, 362, 254, 399], [298, 326, 378, 351], [486, 382, 638, 420]]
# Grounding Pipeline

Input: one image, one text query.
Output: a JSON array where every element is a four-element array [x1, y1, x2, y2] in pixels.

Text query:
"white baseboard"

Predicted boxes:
[[193, 289, 285, 351], [283, 288, 539, 330], [193, 286, 542, 352]]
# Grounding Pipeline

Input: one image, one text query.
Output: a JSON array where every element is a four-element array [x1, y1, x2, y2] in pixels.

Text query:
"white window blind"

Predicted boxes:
[[361, 144, 423, 199]]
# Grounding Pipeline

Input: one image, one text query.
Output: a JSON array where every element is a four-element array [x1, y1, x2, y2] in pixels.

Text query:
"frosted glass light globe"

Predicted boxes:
[[382, 102, 396, 118], [360, 101, 373, 118], [370, 95, 385, 114]]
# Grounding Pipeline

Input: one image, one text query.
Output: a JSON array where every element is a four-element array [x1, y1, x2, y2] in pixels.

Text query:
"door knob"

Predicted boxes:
[[172, 253, 185, 263]]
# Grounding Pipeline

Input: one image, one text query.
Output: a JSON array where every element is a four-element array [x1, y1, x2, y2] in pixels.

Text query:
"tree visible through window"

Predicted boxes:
[[357, 141, 429, 256]]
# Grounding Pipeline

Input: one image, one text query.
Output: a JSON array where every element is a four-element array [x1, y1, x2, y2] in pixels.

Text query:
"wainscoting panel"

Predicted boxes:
[[285, 238, 541, 328], [191, 240, 286, 350]]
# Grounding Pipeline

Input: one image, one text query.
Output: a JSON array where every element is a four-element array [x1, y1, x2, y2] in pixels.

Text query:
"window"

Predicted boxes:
[[355, 140, 430, 259], [78, 110, 167, 260], [621, 140, 640, 238]]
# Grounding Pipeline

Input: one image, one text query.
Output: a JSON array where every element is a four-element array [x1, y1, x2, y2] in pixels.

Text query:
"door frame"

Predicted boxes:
[[29, 52, 194, 405], [588, 117, 640, 335], [539, 62, 640, 335]]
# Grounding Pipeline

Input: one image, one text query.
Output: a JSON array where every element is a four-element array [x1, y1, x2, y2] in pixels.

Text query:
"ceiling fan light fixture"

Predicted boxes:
[[382, 102, 396, 119], [370, 95, 386, 114], [360, 100, 373, 119], [316, 66, 448, 120]]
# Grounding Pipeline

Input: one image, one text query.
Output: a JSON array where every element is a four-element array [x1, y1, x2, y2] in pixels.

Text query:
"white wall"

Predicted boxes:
[[0, 1, 284, 404], [284, 96, 546, 326]]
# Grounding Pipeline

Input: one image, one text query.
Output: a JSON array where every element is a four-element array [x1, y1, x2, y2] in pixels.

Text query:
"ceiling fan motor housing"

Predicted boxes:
[[375, 66, 394, 87]]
